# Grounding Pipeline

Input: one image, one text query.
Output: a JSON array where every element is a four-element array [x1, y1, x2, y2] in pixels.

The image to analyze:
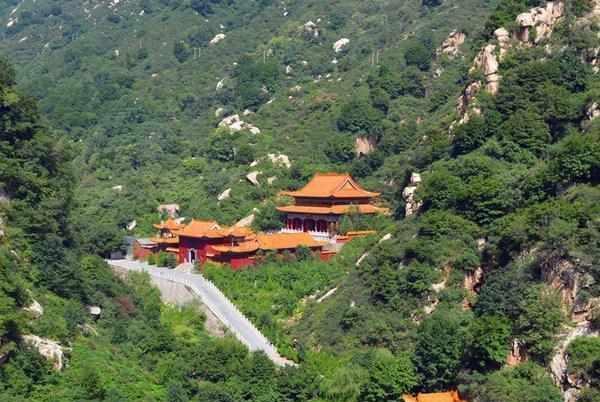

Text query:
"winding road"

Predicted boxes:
[[107, 259, 294, 367]]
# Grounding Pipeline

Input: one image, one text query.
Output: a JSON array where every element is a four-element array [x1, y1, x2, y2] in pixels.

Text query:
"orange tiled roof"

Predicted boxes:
[[256, 232, 326, 250], [203, 226, 254, 239], [211, 240, 260, 254], [178, 220, 255, 239], [153, 218, 185, 231], [177, 219, 220, 238], [277, 204, 388, 215], [281, 173, 380, 199], [150, 236, 179, 245], [402, 391, 466, 402]]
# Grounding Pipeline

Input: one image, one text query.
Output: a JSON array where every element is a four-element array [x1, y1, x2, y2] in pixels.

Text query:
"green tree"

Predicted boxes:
[[253, 202, 283, 232], [566, 337, 600, 387], [548, 130, 600, 185], [320, 365, 366, 402], [467, 315, 512, 370], [173, 41, 191, 63], [404, 39, 432, 71], [325, 135, 355, 164], [360, 350, 418, 402], [467, 362, 562, 402], [452, 116, 489, 155], [413, 309, 471, 390], [500, 109, 550, 156], [337, 98, 384, 139]]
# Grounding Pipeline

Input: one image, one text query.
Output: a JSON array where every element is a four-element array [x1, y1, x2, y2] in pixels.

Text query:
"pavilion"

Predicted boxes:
[[277, 173, 388, 240]]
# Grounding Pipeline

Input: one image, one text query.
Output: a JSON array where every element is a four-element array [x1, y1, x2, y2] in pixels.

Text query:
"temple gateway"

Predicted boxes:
[[277, 173, 388, 240]]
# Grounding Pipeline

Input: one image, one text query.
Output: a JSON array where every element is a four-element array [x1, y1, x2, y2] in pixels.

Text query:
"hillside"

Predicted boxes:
[[0, 0, 497, 249], [0, 0, 599, 401]]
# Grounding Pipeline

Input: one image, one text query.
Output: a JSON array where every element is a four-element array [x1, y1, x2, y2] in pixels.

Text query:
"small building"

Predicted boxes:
[[277, 173, 388, 240], [403, 391, 467, 402], [150, 218, 184, 257], [132, 238, 157, 261]]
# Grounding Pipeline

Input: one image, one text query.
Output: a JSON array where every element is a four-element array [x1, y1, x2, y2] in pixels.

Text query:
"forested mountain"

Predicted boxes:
[[0, 0, 599, 401]]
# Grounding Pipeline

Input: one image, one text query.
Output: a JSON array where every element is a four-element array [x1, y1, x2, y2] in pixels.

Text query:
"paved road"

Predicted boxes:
[[107, 259, 294, 367]]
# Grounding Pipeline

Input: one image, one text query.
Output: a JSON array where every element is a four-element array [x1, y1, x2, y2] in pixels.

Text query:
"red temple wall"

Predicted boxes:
[[133, 245, 154, 261]]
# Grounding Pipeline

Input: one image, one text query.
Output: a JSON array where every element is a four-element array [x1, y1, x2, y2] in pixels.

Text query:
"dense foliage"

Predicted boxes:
[[0, 0, 599, 399]]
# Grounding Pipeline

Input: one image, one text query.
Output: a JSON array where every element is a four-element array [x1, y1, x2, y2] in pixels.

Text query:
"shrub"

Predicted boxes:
[[413, 309, 471, 390], [147, 253, 157, 265], [337, 98, 384, 139], [404, 39, 432, 71], [465, 362, 562, 402], [566, 337, 600, 386], [360, 350, 418, 402]]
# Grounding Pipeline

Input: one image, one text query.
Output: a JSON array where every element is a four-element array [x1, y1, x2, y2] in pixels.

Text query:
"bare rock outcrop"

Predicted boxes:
[[437, 30, 466, 58], [209, 33, 226, 45], [217, 188, 231, 201], [302, 21, 320, 39], [22, 335, 67, 371], [585, 47, 599, 73], [333, 38, 350, 53], [267, 153, 291, 168], [246, 171, 261, 186], [402, 172, 423, 217], [515, 1, 564, 44], [234, 212, 255, 227], [540, 257, 579, 309], [87, 306, 102, 320], [464, 267, 484, 295], [355, 136, 376, 156], [24, 299, 44, 318], [585, 101, 599, 122], [455, 81, 483, 126], [470, 44, 501, 95], [157, 203, 180, 218], [494, 27, 511, 58], [218, 114, 261, 134], [540, 255, 600, 323]]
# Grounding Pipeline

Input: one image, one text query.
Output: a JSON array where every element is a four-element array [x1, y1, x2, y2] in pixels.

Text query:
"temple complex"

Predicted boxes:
[[277, 173, 388, 240], [133, 219, 327, 269], [132, 173, 386, 269]]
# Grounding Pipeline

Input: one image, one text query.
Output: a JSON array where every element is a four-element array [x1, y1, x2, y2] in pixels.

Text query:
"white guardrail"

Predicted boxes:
[[108, 260, 293, 366]]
